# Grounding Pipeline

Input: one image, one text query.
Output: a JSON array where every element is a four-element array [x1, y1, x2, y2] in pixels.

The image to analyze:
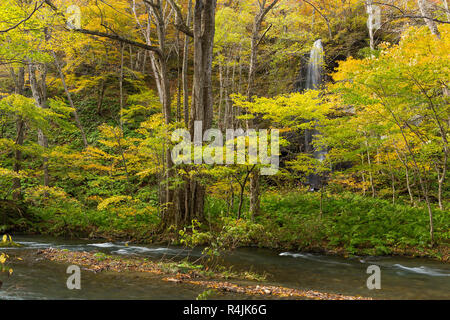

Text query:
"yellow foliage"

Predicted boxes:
[[97, 195, 132, 211]]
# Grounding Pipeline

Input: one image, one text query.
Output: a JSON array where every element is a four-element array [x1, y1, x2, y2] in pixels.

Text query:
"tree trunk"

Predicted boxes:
[[167, 0, 217, 224], [320, 183, 324, 219], [386, 153, 396, 204], [10, 67, 25, 200], [364, 139, 375, 197], [417, 0, 441, 38], [395, 148, 415, 204], [237, 166, 254, 220], [145, 1, 175, 226], [182, 0, 193, 127], [246, 1, 278, 218], [177, 0, 217, 224], [443, 0, 450, 21], [28, 62, 49, 187], [119, 43, 125, 131], [250, 171, 260, 219], [97, 78, 106, 115], [189, 0, 216, 133], [176, 32, 182, 122]]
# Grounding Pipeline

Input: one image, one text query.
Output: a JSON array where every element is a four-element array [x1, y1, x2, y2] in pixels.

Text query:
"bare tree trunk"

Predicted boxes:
[[434, 162, 446, 210], [190, 0, 216, 133], [218, 61, 223, 129], [129, 45, 133, 70], [247, 0, 278, 219], [118, 44, 124, 129], [320, 182, 324, 219], [364, 138, 375, 197], [146, 0, 175, 225], [235, 166, 254, 219], [386, 153, 396, 204], [250, 173, 260, 219], [182, 0, 193, 127], [142, 50, 147, 73], [97, 78, 106, 115], [168, 0, 217, 223], [443, 0, 450, 21], [360, 155, 367, 196], [417, 0, 441, 38], [395, 148, 415, 204], [405, 163, 414, 204], [115, 43, 131, 187], [223, 52, 232, 129], [10, 67, 25, 200], [176, 31, 182, 122], [28, 62, 49, 187], [227, 178, 234, 216], [189, 0, 217, 220], [171, 0, 217, 223], [136, 2, 164, 104]]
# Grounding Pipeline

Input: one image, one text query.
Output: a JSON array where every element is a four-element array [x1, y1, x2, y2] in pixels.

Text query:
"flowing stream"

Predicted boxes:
[[1, 235, 449, 300]]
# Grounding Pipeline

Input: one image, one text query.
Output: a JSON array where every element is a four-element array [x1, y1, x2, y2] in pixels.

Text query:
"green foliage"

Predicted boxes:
[[196, 289, 216, 300], [179, 220, 213, 248], [25, 186, 160, 239], [0, 0, 447, 263], [258, 191, 449, 254]]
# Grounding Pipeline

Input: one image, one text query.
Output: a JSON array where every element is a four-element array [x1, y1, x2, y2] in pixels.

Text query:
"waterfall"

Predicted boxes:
[[305, 39, 324, 90], [366, 2, 381, 51], [305, 39, 326, 190]]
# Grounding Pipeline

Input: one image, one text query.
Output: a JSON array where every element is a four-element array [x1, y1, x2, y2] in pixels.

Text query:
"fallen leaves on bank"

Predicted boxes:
[[40, 248, 173, 274], [40, 248, 372, 300], [164, 276, 372, 300]]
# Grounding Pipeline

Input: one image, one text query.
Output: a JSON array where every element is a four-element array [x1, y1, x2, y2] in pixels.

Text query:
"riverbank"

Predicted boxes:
[[40, 248, 371, 300], [7, 191, 450, 263]]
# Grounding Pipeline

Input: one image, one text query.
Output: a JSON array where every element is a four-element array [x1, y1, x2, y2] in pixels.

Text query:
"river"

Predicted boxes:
[[1, 235, 449, 300]]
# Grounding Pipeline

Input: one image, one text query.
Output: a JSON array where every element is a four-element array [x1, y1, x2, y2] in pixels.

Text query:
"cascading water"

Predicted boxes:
[[304, 39, 327, 190], [306, 39, 324, 90]]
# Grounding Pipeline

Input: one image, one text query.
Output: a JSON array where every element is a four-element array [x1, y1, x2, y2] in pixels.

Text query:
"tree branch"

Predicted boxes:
[[391, 14, 450, 24], [165, 0, 194, 37], [303, 0, 332, 38], [374, 2, 450, 24], [0, 1, 45, 33], [255, 23, 272, 48], [262, 0, 279, 17], [41, 0, 163, 55], [72, 28, 163, 57]]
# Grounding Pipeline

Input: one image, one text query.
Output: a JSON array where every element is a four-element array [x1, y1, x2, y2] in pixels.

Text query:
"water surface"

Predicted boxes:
[[1, 235, 448, 300]]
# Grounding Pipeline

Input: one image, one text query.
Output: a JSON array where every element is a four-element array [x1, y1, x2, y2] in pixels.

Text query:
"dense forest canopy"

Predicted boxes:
[[0, 0, 448, 258]]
